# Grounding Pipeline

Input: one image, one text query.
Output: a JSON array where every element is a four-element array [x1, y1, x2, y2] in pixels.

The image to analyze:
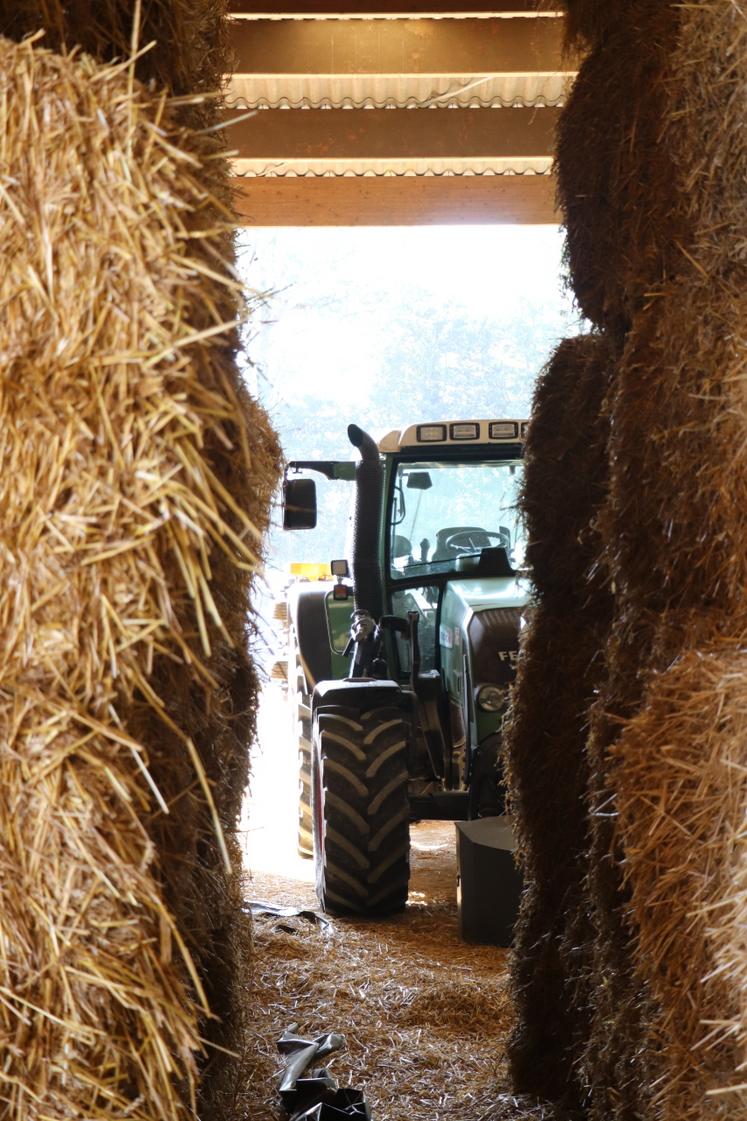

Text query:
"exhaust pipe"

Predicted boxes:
[[348, 424, 384, 622]]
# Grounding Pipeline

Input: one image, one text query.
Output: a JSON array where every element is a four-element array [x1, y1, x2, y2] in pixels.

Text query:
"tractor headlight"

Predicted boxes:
[[476, 684, 507, 712]]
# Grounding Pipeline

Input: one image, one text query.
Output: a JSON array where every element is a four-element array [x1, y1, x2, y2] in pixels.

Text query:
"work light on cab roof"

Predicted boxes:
[[378, 418, 529, 450]]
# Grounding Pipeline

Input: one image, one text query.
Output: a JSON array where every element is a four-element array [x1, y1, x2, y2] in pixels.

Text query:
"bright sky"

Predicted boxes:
[[236, 225, 580, 412], [239, 225, 569, 307]]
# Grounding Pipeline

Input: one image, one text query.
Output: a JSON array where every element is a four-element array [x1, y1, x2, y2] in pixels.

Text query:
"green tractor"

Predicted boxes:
[[282, 419, 529, 916]]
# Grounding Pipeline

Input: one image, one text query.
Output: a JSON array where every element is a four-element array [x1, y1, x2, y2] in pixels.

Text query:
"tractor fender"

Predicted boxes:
[[313, 677, 412, 716], [287, 582, 334, 693]]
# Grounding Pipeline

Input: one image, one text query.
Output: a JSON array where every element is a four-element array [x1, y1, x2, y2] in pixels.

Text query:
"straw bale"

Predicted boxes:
[[556, 2, 683, 337], [596, 0, 744, 605], [559, 0, 747, 334], [0, 0, 237, 270], [599, 275, 747, 616], [597, 0, 747, 610], [0, 36, 278, 1119], [580, 612, 746, 1119], [522, 333, 616, 598], [504, 334, 614, 1111], [667, 0, 747, 282], [578, 609, 725, 1119], [612, 641, 747, 1119], [579, 610, 659, 1121], [0, 0, 229, 123], [505, 612, 607, 1108]]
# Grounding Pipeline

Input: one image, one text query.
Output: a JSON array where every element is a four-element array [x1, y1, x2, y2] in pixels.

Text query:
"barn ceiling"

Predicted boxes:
[[226, 4, 575, 224]]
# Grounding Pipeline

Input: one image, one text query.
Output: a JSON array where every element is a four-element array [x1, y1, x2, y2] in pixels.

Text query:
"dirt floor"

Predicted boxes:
[[240, 683, 513, 1121]]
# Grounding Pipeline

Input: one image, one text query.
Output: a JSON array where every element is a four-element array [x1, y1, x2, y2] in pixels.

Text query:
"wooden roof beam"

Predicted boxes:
[[232, 174, 560, 225], [225, 106, 558, 163], [231, 17, 569, 76]]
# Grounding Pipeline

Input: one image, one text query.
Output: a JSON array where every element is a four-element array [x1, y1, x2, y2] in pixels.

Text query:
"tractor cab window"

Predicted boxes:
[[389, 457, 525, 581]]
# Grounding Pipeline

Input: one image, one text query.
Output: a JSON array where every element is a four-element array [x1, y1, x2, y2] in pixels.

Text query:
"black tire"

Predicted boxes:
[[289, 632, 313, 857], [312, 703, 410, 916]]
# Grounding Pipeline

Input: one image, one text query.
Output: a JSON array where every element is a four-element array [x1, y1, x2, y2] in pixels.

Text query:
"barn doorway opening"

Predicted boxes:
[[236, 222, 580, 879], [236, 222, 582, 1120]]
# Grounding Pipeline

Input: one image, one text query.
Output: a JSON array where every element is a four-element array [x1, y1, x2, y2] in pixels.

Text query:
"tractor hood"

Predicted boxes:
[[439, 575, 529, 701], [445, 576, 529, 616]]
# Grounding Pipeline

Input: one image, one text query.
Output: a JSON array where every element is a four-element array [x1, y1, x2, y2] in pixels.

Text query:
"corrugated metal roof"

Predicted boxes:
[[231, 160, 553, 176], [226, 14, 572, 181], [228, 9, 564, 19], [227, 71, 572, 108]]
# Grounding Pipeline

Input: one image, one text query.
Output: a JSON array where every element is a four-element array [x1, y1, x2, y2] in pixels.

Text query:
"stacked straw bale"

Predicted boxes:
[[591, 4, 747, 1115], [504, 3, 747, 1120], [2, 5, 281, 1117], [505, 334, 614, 1113], [552, 2, 747, 1120], [0, 29, 278, 1121]]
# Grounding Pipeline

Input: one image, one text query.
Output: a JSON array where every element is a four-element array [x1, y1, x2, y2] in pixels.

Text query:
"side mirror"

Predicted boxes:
[[283, 477, 317, 530]]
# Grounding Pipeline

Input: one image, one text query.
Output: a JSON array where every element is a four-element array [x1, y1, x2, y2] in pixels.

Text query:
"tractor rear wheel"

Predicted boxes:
[[312, 704, 410, 916]]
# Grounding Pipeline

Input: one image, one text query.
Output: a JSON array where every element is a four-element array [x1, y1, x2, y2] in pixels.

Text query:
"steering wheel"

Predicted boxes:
[[443, 528, 509, 554]]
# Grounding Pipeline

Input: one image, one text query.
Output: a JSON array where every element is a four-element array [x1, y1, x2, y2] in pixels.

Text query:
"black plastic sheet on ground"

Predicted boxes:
[[247, 900, 332, 934], [277, 1026, 372, 1120]]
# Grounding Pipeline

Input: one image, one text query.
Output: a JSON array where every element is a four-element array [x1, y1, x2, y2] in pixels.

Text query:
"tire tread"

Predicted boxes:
[[313, 703, 410, 915]]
